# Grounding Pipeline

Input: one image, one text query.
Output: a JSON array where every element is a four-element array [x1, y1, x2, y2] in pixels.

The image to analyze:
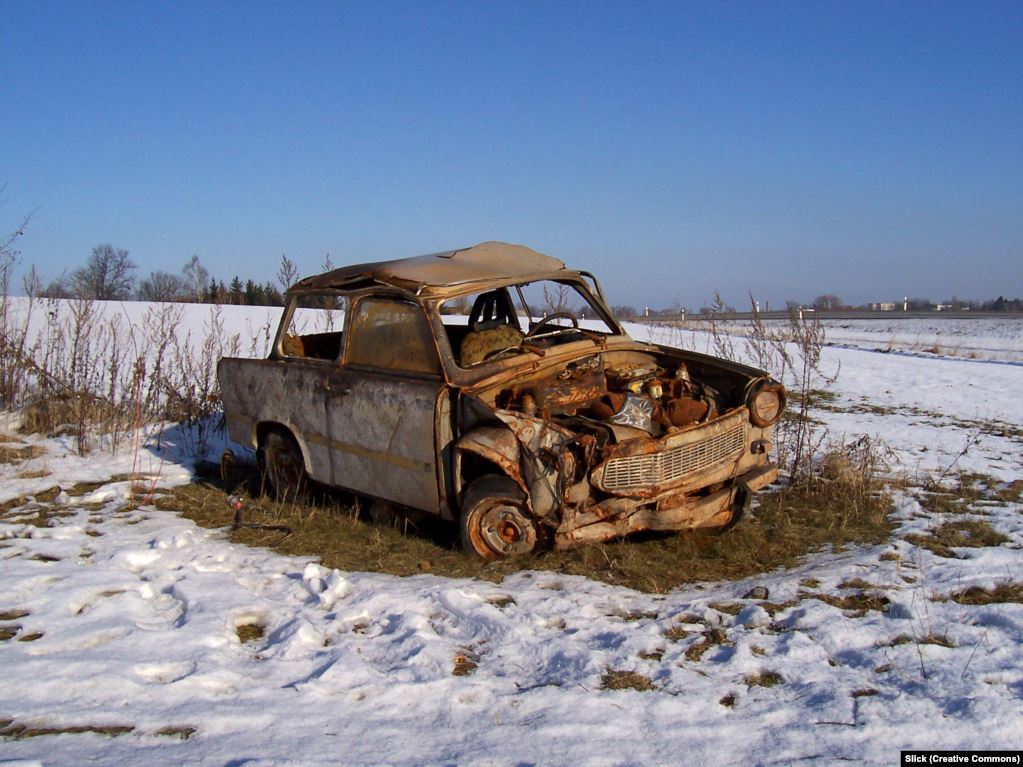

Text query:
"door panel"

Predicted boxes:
[[325, 370, 443, 512], [326, 296, 446, 512]]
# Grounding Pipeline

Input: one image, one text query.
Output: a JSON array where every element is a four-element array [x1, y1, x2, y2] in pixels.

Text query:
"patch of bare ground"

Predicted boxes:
[[0, 442, 44, 464], [0, 719, 134, 739], [154, 443, 895, 593], [745, 670, 783, 688], [881, 633, 954, 648], [452, 650, 480, 677], [684, 627, 731, 662], [903, 519, 1009, 558], [662, 622, 690, 642], [938, 582, 1023, 606], [600, 668, 654, 692], [804, 591, 891, 618], [235, 621, 265, 644]]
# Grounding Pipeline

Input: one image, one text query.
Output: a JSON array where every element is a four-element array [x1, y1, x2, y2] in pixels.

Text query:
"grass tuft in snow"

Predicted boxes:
[[600, 669, 654, 692], [940, 581, 1023, 605], [235, 622, 265, 644], [744, 670, 783, 688], [452, 650, 479, 677], [684, 627, 730, 662], [903, 519, 1009, 558], [806, 591, 890, 617], [662, 622, 690, 642], [0, 719, 135, 740], [153, 726, 197, 740]]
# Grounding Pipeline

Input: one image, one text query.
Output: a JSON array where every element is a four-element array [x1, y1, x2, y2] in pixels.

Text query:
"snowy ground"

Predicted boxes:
[[649, 315, 1023, 364], [2, 309, 1022, 766]]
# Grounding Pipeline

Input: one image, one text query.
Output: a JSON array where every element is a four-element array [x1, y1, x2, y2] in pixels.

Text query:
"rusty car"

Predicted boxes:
[[218, 241, 786, 560]]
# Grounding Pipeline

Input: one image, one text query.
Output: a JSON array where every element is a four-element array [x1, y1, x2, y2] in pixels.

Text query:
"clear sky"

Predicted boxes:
[[2, 1, 1021, 310]]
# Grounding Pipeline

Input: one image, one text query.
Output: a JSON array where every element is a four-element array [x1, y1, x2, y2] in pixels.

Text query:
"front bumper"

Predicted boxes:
[[553, 462, 778, 548]]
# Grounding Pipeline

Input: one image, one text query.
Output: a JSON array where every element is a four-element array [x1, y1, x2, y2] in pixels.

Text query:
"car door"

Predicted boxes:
[[325, 296, 445, 512]]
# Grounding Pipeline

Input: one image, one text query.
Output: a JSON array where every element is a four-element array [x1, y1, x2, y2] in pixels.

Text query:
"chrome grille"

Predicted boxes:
[[601, 419, 746, 491]]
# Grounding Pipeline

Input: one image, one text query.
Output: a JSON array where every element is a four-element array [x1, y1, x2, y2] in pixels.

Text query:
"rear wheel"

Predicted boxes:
[[460, 475, 541, 561], [258, 430, 308, 502]]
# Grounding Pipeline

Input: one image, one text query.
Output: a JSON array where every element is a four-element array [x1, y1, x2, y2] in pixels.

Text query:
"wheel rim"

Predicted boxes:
[[472, 501, 537, 557]]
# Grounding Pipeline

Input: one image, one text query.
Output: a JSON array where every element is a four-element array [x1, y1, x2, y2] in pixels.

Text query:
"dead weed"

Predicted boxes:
[[939, 581, 1023, 605], [600, 668, 654, 692], [903, 520, 1009, 558]]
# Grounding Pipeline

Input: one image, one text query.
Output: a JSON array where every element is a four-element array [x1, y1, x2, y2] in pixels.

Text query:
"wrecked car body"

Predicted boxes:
[[218, 241, 785, 560]]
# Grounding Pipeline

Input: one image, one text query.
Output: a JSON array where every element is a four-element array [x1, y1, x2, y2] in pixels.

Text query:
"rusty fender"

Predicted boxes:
[[493, 410, 579, 520], [456, 411, 577, 520], [455, 426, 527, 496]]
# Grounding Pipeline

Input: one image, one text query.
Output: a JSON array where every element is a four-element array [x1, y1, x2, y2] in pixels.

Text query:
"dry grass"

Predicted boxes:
[[0, 719, 135, 739], [684, 627, 730, 661], [600, 668, 654, 692], [0, 442, 44, 464], [940, 581, 1023, 605], [152, 726, 196, 740], [807, 591, 890, 617], [452, 650, 479, 676], [882, 633, 953, 648], [235, 621, 265, 643], [745, 670, 783, 688], [663, 623, 690, 642], [154, 440, 896, 594], [903, 519, 1009, 558]]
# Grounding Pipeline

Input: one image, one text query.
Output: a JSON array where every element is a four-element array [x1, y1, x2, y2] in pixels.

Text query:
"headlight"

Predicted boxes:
[[747, 380, 785, 427]]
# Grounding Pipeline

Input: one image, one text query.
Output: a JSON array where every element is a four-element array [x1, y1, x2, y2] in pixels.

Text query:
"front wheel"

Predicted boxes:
[[460, 475, 542, 561]]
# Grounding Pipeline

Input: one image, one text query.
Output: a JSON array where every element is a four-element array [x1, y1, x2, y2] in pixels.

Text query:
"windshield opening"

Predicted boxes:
[[440, 279, 617, 368]]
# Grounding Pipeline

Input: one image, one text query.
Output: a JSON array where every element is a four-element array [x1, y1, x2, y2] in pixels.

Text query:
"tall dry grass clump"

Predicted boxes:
[[675, 292, 839, 481], [1, 233, 253, 455]]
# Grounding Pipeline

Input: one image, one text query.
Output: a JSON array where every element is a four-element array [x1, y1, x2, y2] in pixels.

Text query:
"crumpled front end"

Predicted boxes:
[[458, 346, 784, 550]]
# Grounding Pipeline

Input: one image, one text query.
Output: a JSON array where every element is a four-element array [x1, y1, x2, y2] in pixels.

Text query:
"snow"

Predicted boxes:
[[2, 305, 1023, 765]]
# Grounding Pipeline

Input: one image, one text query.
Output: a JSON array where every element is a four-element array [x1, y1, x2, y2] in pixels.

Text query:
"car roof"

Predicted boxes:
[[290, 241, 568, 295]]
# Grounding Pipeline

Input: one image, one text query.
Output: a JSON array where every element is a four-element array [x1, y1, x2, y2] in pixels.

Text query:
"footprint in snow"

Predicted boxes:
[[133, 660, 196, 684]]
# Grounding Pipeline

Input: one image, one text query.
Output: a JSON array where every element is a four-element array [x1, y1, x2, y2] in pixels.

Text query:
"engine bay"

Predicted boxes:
[[492, 352, 729, 443]]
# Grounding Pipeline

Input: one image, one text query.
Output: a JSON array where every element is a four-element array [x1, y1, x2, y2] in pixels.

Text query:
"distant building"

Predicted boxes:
[[869, 302, 897, 311]]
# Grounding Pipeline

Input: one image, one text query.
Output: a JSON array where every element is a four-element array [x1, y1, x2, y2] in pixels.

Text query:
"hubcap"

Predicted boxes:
[[478, 502, 537, 557]]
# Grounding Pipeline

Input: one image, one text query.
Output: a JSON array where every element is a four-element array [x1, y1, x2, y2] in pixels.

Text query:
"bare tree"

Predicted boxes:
[[72, 244, 136, 300], [138, 271, 187, 302], [812, 294, 843, 310], [277, 254, 298, 292], [182, 255, 209, 301], [542, 282, 571, 316], [22, 264, 42, 298], [42, 275, 72, 298]]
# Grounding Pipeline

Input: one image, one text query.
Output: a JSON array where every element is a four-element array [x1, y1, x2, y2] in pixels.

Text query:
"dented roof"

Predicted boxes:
[[291, 241, 568, 294]]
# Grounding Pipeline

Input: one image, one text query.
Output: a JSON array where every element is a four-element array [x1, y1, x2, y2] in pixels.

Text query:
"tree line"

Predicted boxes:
[[20, 242, 1023, 314], [29, 245, 292, 306]]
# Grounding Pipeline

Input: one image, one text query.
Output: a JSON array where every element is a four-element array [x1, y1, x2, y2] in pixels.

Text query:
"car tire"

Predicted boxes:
[[258, 430, 309, 502], [460, 475, 542, 561]]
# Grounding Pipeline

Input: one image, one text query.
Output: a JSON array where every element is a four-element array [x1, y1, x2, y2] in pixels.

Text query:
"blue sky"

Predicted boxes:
[[2, 1, 1021, 309]]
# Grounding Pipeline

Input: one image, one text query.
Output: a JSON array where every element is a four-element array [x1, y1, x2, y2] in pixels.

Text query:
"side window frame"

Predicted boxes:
[[274, 291, 348, 363], [342, 295, 443, 377]]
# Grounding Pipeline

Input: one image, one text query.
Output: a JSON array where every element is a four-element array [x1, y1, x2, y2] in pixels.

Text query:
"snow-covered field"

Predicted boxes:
[[658, 315, 1023, 364], [2, 307, 1022, 766]]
